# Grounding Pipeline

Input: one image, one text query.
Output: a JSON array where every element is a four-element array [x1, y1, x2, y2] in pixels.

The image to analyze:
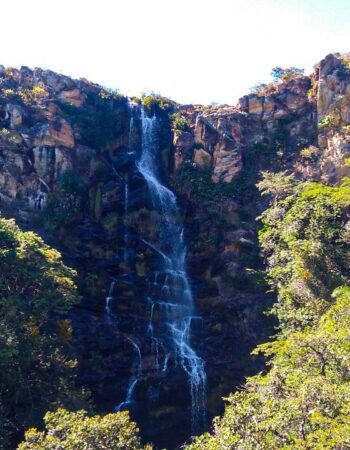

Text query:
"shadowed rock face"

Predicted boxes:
[[0, 53, 349, 448]]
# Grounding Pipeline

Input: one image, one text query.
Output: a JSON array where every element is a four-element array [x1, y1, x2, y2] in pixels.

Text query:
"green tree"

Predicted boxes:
[[18, 409, 151, 450], [259, 177, 350, 332], [271, 66, 304, 82], [257, 170, 297, 204], [187, 176, 350, 450], [188, 288, 350, 450], [0, 217, 85, 448]]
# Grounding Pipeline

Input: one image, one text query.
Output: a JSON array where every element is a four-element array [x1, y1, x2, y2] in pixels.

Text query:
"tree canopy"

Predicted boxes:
[[187, 175, 350, 450], [18, 409, 151, 450], [0, 217, 85, 448]]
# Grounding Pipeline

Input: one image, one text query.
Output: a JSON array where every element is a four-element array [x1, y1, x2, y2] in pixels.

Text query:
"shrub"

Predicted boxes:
[[99, 87, 120, 100], [258, 176, 350, 331], [18, 409, 151, 450], [307, 86, 317, 100], [171, 112, 191, 134], [300, 145, 319, 159], [340, 53, 350, 72], [318, 114, 336, 129], [142, 94, 171, 112], [271, 66, 304, 82]]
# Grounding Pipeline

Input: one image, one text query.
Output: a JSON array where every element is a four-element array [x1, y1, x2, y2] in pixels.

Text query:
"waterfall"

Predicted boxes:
[[115, 338, 142, 412], [105, 279, 143, 411], [137, 106, 207, 433], [123, 182, 129, 263], [105, 280, 116, 323]]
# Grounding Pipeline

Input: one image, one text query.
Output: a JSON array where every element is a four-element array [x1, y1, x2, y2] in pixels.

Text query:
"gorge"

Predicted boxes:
[[1, 52, 350, 449]]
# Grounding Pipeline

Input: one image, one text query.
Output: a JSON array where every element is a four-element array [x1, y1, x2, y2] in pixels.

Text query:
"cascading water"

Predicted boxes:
[[123, 183, 129, 263], [105, 280, 116, 323], [115, 338, 143, 412], [136, 106, 207, 433]]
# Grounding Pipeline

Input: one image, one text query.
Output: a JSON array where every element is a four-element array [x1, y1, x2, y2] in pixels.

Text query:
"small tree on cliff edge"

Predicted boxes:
[[271, 66, 304, 82]]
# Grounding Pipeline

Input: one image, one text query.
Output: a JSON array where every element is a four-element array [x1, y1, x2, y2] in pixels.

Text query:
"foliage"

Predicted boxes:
[[18, 85, 49, 104], [307, 86, 317, 100], [258, 175, 350, 332], [300, 145, 319, 159], [318, 114, 336, 129], [339, 53, 350, 72], [171, 112, 191, 134], [250, 82, 279, 97], [18, 409, 151, 450], [271, 66, 305, 82], [256, 170, 297, 204], [1, 85, 48, 104], [143, 94, 172, 112], [188, 175, 350, 449], [188, 287, 350, 450], [2, 88, 16, 96], [0, 128, 22, 148], [0, 217, 85, 448]]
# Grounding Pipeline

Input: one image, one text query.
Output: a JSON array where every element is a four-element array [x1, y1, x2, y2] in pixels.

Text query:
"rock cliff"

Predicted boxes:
[[0, 53, 349, 448]]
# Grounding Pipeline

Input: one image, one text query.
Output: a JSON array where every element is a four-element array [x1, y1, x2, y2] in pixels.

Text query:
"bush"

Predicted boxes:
[[300, 145, 318, 159], [171, 112, 191, 134], [18, 409, 151, 450], [142, 94, 172, 112], [271, 66, 304, 82], [318, 114, 336, 129]]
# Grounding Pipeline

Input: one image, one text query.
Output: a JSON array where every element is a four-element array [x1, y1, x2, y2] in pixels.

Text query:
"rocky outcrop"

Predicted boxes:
[[175, 74, 315, 185]]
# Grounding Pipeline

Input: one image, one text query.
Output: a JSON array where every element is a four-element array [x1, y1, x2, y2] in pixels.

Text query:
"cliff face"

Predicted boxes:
[[1, 53, 350, 448]]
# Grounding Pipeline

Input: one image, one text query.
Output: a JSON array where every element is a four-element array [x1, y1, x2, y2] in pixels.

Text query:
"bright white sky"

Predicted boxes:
[[2, 0, 350, 105]]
